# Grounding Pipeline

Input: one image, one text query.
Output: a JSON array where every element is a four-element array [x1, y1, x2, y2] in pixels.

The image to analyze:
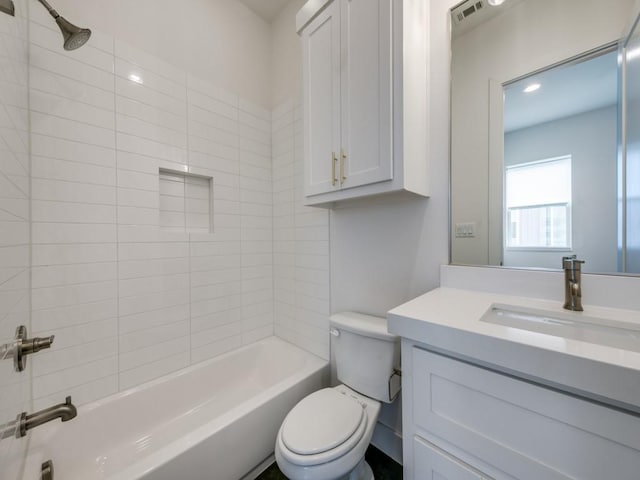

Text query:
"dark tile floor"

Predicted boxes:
[[256, 445, 402, 480]]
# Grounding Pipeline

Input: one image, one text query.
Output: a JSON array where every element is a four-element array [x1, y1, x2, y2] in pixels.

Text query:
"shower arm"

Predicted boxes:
[[37, 0, 60, 19]]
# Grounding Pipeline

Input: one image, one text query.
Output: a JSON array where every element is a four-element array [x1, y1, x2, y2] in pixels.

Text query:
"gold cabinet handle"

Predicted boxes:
[[332, 152, 338, 186], [340, 149, 347, 184]]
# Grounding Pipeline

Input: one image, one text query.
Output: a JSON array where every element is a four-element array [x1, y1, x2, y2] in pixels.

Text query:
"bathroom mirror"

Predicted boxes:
[[450, 0, 640, 274]]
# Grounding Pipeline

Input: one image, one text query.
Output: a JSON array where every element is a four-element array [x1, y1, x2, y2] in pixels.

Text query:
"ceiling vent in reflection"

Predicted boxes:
[[452, 0, 485, 26]]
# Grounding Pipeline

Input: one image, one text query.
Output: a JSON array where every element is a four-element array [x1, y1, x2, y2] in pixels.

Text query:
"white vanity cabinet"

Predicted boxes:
[[413, 437, 492, 480], [403, 341, 640, 480], [296, 0, 429, 207]]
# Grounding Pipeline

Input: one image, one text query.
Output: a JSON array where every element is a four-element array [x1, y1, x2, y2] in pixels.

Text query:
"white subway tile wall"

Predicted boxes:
[[272, 101, 330, 359], [29, 11, 119, 410], [0, 0, 31, 474], [158, 170, 212, 234], [26, 16, 329, 409]]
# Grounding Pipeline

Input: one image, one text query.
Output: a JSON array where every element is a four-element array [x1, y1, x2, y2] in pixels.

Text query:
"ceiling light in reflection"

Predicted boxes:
[[487, 0, 506, 5], [523, 83, 541, 93], [128, 73, 143, 84]]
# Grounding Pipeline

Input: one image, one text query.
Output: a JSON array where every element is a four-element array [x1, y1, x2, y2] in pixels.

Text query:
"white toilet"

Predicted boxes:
[[275, 312, 400, 480]]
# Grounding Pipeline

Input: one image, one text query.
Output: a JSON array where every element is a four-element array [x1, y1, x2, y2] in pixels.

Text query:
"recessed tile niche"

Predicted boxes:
[[159, 168, 213, 234]]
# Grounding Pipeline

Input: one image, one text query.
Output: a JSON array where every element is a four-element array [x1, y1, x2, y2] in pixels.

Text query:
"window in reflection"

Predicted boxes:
[[505, 156, 572, 249]]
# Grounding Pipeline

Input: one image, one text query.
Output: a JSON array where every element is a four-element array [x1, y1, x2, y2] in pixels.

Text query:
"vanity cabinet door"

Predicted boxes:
[[339, 0, 393, 190], [411, 347, 640, 480], [301, 0, 341, 196], [414, 436, 490, 480]]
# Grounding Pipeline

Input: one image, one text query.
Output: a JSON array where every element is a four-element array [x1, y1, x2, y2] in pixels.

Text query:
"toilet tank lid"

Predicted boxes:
[[329, 312, 399, 341]]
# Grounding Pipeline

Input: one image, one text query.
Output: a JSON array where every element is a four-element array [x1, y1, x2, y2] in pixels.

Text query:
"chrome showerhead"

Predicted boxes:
[[37, 0, 91, 51]]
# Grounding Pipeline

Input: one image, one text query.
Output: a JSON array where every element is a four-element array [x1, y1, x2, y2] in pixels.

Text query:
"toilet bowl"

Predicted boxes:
[[275, 385, 381, 480], [275, 312, 400, 480]]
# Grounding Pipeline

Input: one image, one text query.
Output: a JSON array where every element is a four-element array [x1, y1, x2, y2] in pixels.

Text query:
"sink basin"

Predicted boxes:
[[480, 304, 640, 353]]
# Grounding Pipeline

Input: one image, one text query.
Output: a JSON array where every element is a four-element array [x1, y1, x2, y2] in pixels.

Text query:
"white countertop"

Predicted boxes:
[[388, 287, 640, 410]]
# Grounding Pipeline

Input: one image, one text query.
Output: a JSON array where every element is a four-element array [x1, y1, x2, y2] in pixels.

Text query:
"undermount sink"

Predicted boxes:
[[480, 304, 640, 353]]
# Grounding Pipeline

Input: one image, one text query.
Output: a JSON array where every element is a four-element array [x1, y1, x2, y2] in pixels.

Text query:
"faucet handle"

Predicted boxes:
[[562, 255, 585, 269], [0, 326, 55, 372]]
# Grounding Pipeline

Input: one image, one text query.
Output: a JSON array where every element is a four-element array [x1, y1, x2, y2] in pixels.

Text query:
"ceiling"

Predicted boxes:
[[504, 50, 618, 132], [236, 0, 291, 22]]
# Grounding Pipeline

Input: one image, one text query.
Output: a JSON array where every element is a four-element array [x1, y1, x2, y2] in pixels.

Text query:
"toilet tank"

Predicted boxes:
[[330, 312, 400, 403]]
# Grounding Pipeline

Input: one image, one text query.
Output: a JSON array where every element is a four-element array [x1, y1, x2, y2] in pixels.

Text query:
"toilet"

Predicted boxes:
[[275, 312, 401, 480]]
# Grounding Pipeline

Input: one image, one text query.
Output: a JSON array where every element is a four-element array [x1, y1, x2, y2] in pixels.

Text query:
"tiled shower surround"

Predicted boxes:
[[272, 101, 330, 358], [0, 0, 30, 473], [27, 9, 329, 410]]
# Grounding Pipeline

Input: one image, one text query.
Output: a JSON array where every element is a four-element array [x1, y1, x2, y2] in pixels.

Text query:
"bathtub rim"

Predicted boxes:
[[85, 336, 325, 415], [27, 336, 328, 480]]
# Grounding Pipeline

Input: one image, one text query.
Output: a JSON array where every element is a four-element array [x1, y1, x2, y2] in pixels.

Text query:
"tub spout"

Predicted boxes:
[[0, 396, 77, 439]]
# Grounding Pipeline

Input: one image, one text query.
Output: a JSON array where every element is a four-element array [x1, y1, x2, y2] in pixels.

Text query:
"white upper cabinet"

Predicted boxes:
[[339, 0, 392, 190], [302, 1, 341, 196], [297, 0, 429, 207]]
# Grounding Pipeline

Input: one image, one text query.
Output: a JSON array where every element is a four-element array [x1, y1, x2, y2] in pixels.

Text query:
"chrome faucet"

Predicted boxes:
[[562, 255, 585, 311], [0, 396, 77, 439]]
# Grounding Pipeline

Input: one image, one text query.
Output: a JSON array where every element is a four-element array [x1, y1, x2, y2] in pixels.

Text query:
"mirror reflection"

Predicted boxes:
[[450, 0, 640, 274]]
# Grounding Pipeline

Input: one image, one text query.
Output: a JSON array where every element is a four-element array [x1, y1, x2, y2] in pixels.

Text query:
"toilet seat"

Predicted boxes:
[[278, 388, 368, 467]]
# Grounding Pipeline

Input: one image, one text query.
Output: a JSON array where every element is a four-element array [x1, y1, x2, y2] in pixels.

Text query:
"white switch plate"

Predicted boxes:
[[455, 222, 476, 238]]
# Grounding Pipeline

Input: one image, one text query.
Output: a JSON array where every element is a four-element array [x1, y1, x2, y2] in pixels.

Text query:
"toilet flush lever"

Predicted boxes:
[[330, 327, 340, 337]]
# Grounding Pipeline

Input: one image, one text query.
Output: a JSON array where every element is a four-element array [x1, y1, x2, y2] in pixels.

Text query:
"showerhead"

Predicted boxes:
[[37, 0, 91, 51], [55, 16, 91, 51], [0, 0, 15, 17]]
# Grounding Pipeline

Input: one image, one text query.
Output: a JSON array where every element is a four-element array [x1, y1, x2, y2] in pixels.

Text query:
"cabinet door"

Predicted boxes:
[[340, 0, 393, 189], [412, 347, 640, 480], [414, 436, 489, 480], [302, 0, 341, 196]]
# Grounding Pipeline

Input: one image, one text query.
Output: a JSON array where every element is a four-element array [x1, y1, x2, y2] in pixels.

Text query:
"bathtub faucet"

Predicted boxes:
[[0, 396, 77, 439]]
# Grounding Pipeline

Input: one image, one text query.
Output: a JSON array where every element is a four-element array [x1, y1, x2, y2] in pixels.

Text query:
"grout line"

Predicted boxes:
[[23, 1, 35, 420], [32, 368, 118, 402], [112, 35, 122, 393], [186, 79, 194, 366], [28, 42, 114, 80], [30, 86, 115, 114], [28, 63, 114, 95]]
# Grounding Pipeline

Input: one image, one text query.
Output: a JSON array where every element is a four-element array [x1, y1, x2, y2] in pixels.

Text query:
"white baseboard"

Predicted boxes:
[[371, 422, 403, 465]]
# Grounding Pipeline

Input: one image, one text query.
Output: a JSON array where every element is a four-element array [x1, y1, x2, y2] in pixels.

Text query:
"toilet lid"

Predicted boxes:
[[281, 388, 365, 455]]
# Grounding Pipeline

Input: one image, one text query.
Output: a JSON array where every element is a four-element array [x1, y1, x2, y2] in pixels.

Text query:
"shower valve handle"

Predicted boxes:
[[1, 326, 54, 372]]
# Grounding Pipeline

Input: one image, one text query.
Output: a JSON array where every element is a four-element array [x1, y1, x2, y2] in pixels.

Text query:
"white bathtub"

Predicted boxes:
[[24, 337, 328, 480]]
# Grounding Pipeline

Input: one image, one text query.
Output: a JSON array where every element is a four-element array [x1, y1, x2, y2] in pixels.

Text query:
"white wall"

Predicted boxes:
[[503, 106, 618, 272], [48, 0, 273, 108], [451, 0, 634, 266], [28, 3, 275, 409], [330, 196, 447, 316], [271, 0, 304, 108], [0, 2, 31, 477]]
